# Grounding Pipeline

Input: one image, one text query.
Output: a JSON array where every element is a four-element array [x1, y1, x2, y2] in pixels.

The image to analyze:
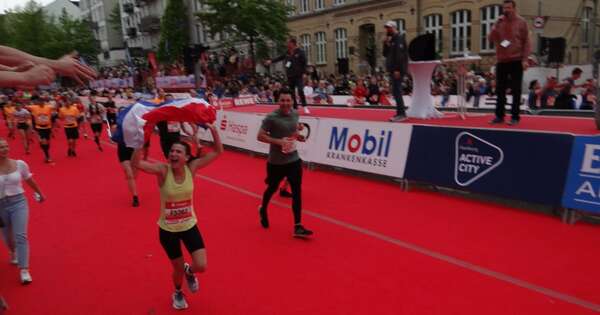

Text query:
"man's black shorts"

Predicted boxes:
[[36, 128, 51, 140], [64, 127, 79, 140]]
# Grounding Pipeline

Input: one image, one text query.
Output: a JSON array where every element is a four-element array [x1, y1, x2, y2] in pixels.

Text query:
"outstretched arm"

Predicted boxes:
[[132, 148, 166, 176], [0, 46, 96, 84], [189, 124, 223, 173]]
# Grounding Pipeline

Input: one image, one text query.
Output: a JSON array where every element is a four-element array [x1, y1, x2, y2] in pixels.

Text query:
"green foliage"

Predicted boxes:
[[196, 0, 292, 66], [1, 1, 100, 64], [108, 3, 123, 32], [158, 0, 189, 64]]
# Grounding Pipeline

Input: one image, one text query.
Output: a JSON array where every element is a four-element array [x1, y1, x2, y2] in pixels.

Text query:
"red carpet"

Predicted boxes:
[[231, 105, 599, 135], [0, 127, 599, 314]]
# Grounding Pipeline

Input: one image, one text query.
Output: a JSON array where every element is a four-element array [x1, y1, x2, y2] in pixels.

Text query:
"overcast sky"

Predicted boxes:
[[0, 0, 61, 13]]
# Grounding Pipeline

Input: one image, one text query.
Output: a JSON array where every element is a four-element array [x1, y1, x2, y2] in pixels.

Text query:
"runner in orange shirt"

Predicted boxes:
[[28, 95, 54, 163], [59, 101, 80, 157]]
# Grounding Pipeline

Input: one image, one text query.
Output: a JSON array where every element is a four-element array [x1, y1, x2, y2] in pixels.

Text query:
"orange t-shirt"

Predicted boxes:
[[28, 105, 54, 129], [59, 106, 80, 128]]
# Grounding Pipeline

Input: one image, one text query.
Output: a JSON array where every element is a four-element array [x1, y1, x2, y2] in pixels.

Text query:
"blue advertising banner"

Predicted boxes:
[[405, 126, 574, 205], [562, 136, 600, 213]]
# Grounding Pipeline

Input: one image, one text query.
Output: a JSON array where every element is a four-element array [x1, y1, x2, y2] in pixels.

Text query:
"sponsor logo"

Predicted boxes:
[[219, 115, 248, 139], [454, 132, 503, 186], [571, 144, 600, 205], [326, 126, 392, 168], [234, 96, 257, 107]]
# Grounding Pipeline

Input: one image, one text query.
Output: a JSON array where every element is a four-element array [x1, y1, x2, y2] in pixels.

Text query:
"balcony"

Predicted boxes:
[[127, 27, 137, 38], [139, 15, 161, 33], [134, 0, 157, 7], [123, 3, 134, 14]]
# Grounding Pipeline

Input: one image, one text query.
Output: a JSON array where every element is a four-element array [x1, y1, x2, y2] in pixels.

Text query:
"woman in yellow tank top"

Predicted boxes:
[[132, 123, 222, 310]]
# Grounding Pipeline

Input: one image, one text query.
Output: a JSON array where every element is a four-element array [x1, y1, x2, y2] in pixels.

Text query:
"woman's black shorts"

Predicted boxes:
[[117, 143, 134, 162], [64, 127, 79, 140], [159, 225, 205, 260]]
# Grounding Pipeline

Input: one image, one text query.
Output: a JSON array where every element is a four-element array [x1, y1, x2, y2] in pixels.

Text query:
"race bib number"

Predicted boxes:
[[90, 115, 102, 124], [285, 61, 292, 68], [37, 114, 50, 125], [164, 200, 193, 225], [65, 116, 76, 124], [281, 137, 297, 154], [500, 40, 511, 48]]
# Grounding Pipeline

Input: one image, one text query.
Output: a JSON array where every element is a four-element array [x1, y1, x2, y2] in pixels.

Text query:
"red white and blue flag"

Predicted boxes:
[[113, 98, 216, 149]]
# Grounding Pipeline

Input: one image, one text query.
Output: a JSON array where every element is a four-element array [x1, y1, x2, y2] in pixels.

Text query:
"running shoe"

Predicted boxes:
[[293, 225, 313, 238], [303, 107, 311, 114], [388, 115, 407, 122], [0, 295, 7, 310], [184, 263, 199, 293], [132, 196, 140, 207], [172, 290, 188, 310], [10, 252, 17, 265], [258, 205, 269, 229], [279, 189, 292, 198], [20, 269, 32, 285]]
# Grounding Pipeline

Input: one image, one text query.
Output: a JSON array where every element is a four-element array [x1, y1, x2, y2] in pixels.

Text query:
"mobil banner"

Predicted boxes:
[[562, 136, 600, 213], [405, 126, 573, 205], [312, 118, 412, 177]]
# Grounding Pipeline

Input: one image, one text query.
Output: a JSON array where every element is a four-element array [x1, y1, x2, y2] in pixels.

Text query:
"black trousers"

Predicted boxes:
[[261, 159, 303, 224], [496, 60, 523, 120], [288, 76, 307, 109]]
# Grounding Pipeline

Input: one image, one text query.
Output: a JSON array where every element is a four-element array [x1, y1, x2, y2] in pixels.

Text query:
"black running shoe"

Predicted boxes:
[[293, 225, 313, 238], [132, 196, 140, 207], [258, 205, 269, 228], [279, 189, 293, 198]]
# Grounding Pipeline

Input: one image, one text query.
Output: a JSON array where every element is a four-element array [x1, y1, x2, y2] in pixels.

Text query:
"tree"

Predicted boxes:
[[107, 3, 123, 33], [158, 0, 189, 64], [196, 0, 292, 72], [1, 1, 100, 65]]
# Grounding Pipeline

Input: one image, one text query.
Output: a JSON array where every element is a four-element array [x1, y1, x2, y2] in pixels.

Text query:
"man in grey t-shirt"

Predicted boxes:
[[257, 88, 313, 238]]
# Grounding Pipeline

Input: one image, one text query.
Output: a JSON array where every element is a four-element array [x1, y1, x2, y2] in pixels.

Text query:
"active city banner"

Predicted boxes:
[[311, 118, 412, 178], [562, 136, 600, 213], [405, 126, 573, 205]]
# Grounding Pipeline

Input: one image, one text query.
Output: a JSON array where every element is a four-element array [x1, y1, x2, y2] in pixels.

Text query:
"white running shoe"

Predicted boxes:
[[303, 106, 311, 114], [172, 291, 188, 310], [184, 263, 199, 293], [10, 252, 17, 265], [20, 269, 32, 285]]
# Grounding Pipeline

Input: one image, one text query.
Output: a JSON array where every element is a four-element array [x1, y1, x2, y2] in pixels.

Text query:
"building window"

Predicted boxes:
[[583, 7, 592, 46], [333, 0, 345, 6], [480, 5, 501, 53], [300, 34, 312, 64], [424, 14, 443, 52], [315, 0, 324, 11], [315, 31, 327, 64], [286, 0, 294, 16], [395, 19, 405, 35], [451, 10, 471, 55], [300, 0, 309, 13], [335, 28, 348, 59]]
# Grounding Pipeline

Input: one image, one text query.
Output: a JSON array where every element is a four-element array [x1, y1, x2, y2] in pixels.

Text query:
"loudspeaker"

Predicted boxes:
[[409, 33, 436, 61], [338, 58, 349, 75], [547, 37, 566, 64]]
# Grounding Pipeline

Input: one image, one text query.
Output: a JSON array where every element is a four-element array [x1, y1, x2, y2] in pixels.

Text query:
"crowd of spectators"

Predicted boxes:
[[90, 51, 597, 110]]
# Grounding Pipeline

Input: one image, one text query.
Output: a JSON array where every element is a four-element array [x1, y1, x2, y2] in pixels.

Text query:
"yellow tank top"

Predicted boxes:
[[158, 165, 197, 232]]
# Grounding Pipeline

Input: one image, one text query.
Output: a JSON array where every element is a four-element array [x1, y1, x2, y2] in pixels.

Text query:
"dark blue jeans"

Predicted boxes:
[[391, 74, 406, 116], [288, 76, 307, 109]]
